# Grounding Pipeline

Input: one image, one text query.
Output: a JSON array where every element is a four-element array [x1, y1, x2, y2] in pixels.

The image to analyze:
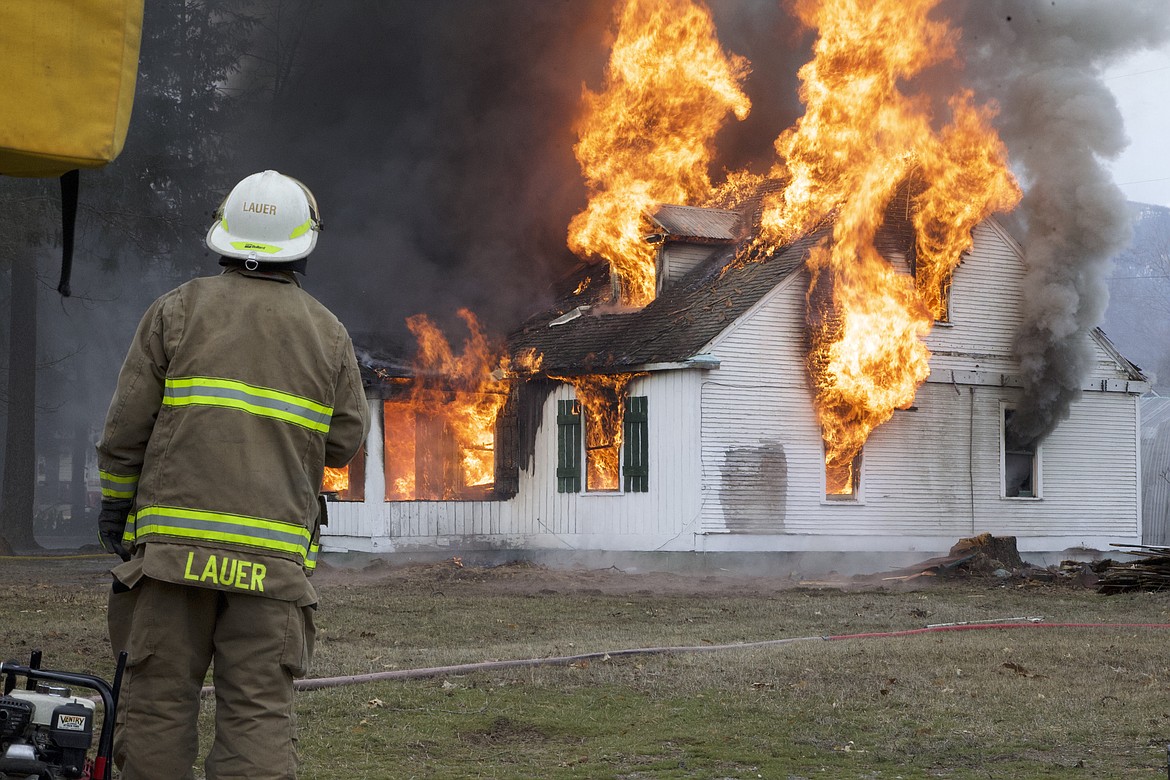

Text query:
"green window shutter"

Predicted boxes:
[[623, 396, 648, 493], [556, 399, 581, 493]]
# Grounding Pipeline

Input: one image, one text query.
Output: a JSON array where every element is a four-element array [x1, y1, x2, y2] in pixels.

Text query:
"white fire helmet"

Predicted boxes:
[[206, 170, 321, 263]]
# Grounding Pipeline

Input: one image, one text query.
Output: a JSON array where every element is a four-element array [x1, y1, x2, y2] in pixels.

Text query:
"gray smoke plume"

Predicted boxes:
[[949, 0, 1170, 448]]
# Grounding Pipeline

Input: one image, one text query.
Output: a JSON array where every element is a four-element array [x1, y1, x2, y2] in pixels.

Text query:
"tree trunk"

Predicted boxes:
[[0, 250, 40, 551], [71, 420, 90, 538]]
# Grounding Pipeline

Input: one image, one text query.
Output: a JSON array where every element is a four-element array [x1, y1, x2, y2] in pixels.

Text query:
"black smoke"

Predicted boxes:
[[947, 0, 1170, 447], [229, 0, 807, 347]]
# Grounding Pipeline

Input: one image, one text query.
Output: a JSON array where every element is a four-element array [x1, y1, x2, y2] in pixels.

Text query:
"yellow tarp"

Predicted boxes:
[[0, 0, 144, 177]]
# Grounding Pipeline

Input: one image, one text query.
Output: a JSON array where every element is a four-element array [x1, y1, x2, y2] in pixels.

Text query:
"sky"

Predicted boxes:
[[1106, 41, 1170, 208]]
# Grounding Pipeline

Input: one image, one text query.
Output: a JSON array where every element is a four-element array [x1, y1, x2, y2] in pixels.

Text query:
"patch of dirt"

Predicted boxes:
[[460, 716, 551, 746], [311, 557, 829, 597], [309, 554, 1087, 598], [2, 539, 1101, 598]]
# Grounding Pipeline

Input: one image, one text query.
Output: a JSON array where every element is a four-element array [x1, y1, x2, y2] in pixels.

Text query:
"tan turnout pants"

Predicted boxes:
[[108, 577, 315, 780]]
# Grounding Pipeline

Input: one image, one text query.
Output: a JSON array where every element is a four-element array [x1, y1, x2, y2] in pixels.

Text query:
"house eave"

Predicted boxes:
[[927, 368, 1150, 394]]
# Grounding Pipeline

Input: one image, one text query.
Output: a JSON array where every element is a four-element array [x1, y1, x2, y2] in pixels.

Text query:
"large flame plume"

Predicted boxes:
[[568, 0, 751, 306], [569, 0, 1020, 495], [762, 0, 1019, 492]]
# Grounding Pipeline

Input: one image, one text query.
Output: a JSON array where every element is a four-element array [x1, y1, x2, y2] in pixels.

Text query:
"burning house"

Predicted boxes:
[[314, 0, 1153, 568], [318, 180, 1147, 566]]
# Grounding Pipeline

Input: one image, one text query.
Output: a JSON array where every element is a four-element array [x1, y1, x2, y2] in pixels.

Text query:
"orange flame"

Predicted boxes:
[[321, 466, 349, 493], [568, 0, 751, 306], [751, 0, 1019, 492], [551, 373, 645, 491], [384, 309, 513, 500]]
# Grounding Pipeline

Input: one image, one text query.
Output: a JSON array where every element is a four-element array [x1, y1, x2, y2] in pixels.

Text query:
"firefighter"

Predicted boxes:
[[95, 170, 370, 779]]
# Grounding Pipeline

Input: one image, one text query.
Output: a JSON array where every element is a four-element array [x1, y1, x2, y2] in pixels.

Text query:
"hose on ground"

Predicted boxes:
[[280, 620, 1170, 693]]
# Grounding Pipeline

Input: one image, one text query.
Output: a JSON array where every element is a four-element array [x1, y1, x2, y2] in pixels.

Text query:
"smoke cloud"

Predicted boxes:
[[226, 1, 619, 349], [948, 0, 1170, 447], [229, 0, 807, 348]]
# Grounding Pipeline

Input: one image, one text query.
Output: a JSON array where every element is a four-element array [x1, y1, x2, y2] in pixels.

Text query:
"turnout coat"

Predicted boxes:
[[97, 266, 369, 600]]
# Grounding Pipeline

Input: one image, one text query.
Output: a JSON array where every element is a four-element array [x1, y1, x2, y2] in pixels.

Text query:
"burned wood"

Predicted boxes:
[[1097, 544, 1170, 594]]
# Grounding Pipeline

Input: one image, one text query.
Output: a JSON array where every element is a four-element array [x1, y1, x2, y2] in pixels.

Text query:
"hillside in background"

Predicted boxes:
[[1103, 202, 1170, 393]]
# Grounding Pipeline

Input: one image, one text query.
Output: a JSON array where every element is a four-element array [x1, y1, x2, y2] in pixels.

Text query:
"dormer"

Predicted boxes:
[[645, 204, 743, 295]]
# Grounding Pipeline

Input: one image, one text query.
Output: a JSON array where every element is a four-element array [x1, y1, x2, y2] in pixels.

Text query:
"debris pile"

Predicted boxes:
[[877, 533, 1026, 582], [1095, 545, 1170, 594], [873, 534, 1107, 589]]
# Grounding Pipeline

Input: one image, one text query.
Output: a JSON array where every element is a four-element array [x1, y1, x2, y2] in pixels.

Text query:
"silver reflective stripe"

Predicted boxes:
[[162, 376, 332, 433], [99, 469, 139, 500], [127, 505, 316, 568]]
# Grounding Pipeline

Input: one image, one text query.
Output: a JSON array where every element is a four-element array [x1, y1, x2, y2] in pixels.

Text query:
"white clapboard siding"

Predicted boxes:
[[325, 370, 706, 551], [660, 244, 720, 291], [325, 213, 1144, 556], [694, 214, 1143, 547], [927, 221, 1027, 361]]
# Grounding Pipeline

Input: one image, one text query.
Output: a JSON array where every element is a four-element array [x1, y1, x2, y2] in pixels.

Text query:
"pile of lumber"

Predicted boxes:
[[1096, 544, 1170, 594]]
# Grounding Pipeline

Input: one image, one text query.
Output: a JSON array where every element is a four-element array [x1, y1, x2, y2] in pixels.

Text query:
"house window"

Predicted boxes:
[[933, 274, 953, 324], [556, 395, 649, 494], [825, 449, 862, 501], [322, 445, 366, 501], [1002, 408, 1040, 498], [383, 396, 500, 501], [911, 251, 954, 324]]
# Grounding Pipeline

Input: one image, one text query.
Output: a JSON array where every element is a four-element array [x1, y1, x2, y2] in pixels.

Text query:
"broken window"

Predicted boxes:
[[931, 273, 953, 324], [322, 445, 366, 502], [825, 448, 862, 501], [555, 394, 649, 494], [909, 259, 954, 323], [1002, 408, 1039, 498], [382, 393, 503, 501]]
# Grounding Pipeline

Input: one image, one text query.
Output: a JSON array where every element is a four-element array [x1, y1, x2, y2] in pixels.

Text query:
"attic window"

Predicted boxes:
[[911, 255, 954, 324], [933, 274, 953, 324], [1002, 407, 1040, 499]]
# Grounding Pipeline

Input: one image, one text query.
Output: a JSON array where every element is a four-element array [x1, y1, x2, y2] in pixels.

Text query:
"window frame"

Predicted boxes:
[[556, 394, 649, 494], [823, 447, 864, 503], [1001, 405, 1042, 499], [328, 444, 366, 502]]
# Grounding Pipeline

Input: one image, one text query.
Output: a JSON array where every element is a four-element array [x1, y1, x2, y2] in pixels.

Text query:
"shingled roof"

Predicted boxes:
[[648, 204, 744, 243], [507, 228, 822, 374], [508, 184, 919, 375]]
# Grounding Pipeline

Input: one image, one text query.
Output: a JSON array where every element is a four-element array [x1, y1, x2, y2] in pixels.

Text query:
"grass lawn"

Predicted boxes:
[[2, 553, 1169, 778]]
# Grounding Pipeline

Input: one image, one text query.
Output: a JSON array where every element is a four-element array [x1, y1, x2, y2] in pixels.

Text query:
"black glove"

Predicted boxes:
[[98, 499, 132, 562]]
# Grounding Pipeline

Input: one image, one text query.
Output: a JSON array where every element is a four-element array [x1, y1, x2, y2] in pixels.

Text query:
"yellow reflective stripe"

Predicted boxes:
[[127, 506, 315, 566], [164, 376, 332, 434], [229, 241, 282, 254], [99, 469, 139, 499], [288, 218, 312, 239]]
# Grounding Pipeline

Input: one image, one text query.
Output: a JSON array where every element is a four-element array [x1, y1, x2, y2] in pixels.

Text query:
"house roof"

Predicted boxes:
[[508, 184, 918, 374], [507, 230, 819, 373], [648, 204, 743, 243]]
